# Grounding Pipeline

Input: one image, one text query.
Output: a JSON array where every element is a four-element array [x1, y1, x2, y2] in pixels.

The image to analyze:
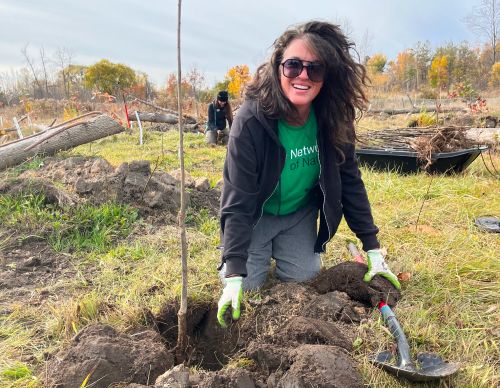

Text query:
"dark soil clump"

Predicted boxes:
[[46, 324, 173, 387], [309, 261, 401, 307]]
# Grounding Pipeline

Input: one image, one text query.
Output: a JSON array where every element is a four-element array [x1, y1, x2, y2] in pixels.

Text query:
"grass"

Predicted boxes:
[[0, 120, 499, 387], [0, 362, 36, 387], [0, 193, 138, 253], [347, 166, 499, 387]]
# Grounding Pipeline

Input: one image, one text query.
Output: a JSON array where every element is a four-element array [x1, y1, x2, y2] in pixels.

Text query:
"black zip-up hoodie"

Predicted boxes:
[[220, 99, 379, 277]]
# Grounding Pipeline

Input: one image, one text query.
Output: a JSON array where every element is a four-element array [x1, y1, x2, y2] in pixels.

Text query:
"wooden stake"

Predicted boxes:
[[13, 117, 23, 139], [135, 111, 143, 145]]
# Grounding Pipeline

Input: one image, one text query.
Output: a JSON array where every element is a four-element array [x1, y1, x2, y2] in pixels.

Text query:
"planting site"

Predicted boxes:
[[0, 152, 404, 387]]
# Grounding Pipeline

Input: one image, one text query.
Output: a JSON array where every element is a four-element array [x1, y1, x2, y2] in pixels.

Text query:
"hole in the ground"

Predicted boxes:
[[153, 300, 242, 371]]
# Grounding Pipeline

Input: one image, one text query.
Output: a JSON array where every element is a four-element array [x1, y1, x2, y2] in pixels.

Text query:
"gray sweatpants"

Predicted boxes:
[[221, 205, 321, 290], [206, 128, 229, 145]]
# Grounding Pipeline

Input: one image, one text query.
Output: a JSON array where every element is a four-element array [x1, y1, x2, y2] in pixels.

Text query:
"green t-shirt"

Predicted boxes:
[[263, 110, 320, 215]]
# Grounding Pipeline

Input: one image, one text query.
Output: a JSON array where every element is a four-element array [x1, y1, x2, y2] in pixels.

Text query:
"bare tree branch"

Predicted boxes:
[[21, 44, 43, 97], [39, 46, 50, 98], [54, 47, 73, 98], [465, 0, 499, 63]]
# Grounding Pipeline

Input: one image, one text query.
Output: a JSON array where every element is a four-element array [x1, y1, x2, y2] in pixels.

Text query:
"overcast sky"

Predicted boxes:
[[0, 0, 480, 88]]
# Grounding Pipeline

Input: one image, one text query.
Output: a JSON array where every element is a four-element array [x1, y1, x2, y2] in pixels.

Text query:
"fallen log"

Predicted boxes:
[[129, 96, 199, 122], [0, 114, 124, 171], [128, 111, 197, 124], [465, 128, 500, 144], [366, 107, 467, 115], [130, 97, 179, 115]]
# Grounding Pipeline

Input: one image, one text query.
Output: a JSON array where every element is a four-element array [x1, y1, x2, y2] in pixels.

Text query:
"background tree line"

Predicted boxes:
[[1, 42, 497, 110], [365, 41, 499, 99]]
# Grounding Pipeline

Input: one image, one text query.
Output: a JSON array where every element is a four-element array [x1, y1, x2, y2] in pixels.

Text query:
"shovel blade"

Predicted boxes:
[[371, 351, 460, 382]]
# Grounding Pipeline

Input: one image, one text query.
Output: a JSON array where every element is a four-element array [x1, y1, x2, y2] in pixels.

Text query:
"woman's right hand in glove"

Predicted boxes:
[[217, 276, 243, 328]]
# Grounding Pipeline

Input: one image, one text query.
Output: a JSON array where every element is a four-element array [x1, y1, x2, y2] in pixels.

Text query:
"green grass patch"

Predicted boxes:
[[0, 192, 138, 253], [1, 363, 33, 380], [49, 202, 138, 252]]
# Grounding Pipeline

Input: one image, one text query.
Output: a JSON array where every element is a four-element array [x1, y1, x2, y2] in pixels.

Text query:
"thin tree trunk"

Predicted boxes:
[[176, 0, 189, 361], [40, 46, 50, 98]]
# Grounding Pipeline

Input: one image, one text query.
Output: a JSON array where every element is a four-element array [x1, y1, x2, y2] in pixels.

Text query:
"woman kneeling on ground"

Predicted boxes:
[[217, 21, 401, 328]]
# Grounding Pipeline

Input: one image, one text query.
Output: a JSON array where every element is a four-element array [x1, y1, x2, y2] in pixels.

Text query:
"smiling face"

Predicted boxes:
[[279, 38, 324, 121]]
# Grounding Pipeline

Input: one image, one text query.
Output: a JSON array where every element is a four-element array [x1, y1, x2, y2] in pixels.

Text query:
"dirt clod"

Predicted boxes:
[[46, 324, 173, 387], [278, 345, 363, 388], [275, 316, 353, 350], [309, 262, 401, 307]]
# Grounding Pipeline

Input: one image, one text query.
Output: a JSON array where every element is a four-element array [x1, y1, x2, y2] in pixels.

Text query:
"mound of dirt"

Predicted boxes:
[[0, 177, 77, 207], [16, 156, 183, 216], [309, 262, 401, 307], [43, 262, 400, 387], [1, 156, 221, 219], [46, 324, 173, 387], [148, 262, 401, 387]]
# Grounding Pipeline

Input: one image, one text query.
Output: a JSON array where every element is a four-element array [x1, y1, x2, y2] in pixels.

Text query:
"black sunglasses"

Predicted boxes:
[[281, 59, 325, 82]]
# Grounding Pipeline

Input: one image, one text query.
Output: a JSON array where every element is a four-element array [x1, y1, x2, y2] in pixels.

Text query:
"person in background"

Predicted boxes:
[[206, 90, 233, 145], [217, 21, 401, 328]]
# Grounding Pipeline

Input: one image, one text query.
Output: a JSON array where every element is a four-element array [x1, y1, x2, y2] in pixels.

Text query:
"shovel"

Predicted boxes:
[[347, 243, 460, 382]]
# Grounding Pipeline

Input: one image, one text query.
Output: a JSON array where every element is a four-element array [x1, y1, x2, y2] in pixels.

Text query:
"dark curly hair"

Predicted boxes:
[[245, 20, 368, 148]]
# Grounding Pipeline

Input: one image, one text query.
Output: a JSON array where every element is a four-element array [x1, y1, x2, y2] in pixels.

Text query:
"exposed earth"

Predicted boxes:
[[0, 156, 401, 387]]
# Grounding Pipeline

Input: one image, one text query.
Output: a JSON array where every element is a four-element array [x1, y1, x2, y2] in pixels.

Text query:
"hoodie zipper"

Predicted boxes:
[[317, 139, 331, 250], [253, 144, 284, 228]]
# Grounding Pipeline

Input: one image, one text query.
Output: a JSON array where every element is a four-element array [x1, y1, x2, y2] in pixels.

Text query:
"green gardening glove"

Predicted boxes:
[[217, 276, 243, 328], [364, 249, 401, 290]]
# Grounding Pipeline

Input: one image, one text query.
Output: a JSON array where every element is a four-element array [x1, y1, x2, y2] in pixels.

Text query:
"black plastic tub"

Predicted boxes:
[[355, 146, 488, 174]]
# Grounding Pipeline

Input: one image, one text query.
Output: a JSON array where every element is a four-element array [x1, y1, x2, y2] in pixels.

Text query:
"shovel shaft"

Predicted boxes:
[[348, 243, 366, 264], [379, 302, 414, 369]]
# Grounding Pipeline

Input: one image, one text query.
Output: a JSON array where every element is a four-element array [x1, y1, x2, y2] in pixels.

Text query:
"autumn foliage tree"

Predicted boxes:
[[490, 61, 500, 86], [225, 65, 251, 97], [366, 53, 387, 73], [84, 59, 136, 95], [365, 54, 389, 94], [59, 64, 87, 97], [166, 73, 191, 98], [428, 55, 449, 90], [392, 51, 417, 90]]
